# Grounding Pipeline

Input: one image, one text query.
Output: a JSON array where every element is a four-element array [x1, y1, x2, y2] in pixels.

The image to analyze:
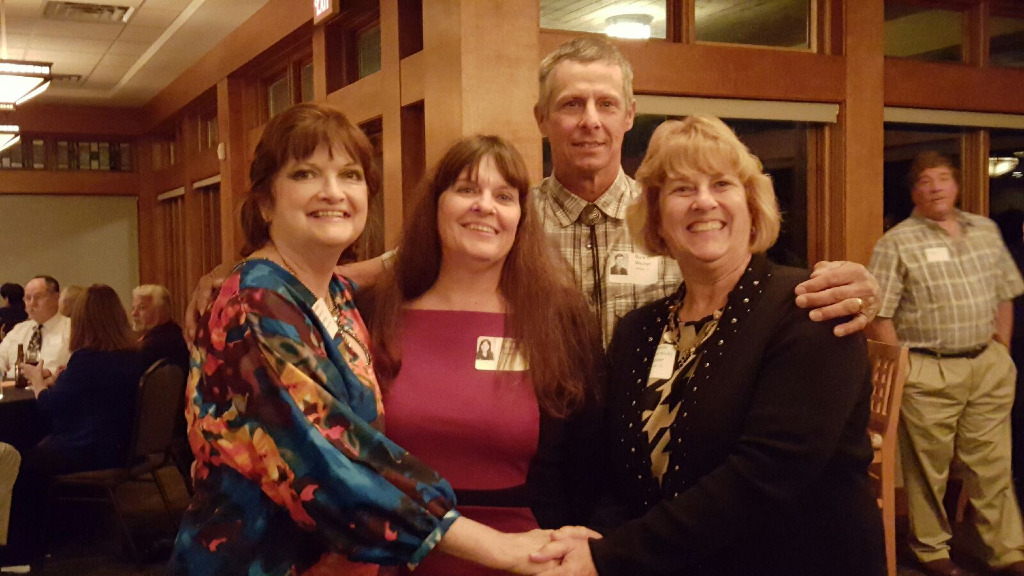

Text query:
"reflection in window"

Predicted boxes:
[[884, 3, 963, 62], [544, 115, 812, 268], [990, 15, 1024, 69], [539, 0, 667, 40], [357, 25, 382, 78], [989, 130, 1024, 252], [695, 0, 812, 49], [882, 124, 964, 229], [268, 75, 291, 119]]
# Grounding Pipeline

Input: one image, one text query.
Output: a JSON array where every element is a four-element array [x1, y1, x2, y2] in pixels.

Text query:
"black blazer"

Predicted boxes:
[[591, 255, 885, 576]]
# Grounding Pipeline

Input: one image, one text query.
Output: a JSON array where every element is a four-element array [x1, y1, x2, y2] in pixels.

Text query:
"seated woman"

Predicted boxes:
[[169, 103, 556, 576], [3, 283, 145, 565], [360, 135, 604, 576], [535, 117, 885, 576]]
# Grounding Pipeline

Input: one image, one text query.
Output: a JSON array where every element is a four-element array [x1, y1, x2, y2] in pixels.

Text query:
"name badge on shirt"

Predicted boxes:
[[925, 247, 951, 262], [649, 342, 677, 381], [607, 252, 659, 286], [475, 336, 529, 372]]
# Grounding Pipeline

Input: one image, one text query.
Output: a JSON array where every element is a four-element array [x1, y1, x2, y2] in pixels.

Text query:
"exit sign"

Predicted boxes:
[[313, 0, 338, 25]]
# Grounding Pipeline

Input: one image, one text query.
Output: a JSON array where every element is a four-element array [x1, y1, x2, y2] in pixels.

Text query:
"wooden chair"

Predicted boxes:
[[866, 340, 910, 576], [50, 360, 187, 565]]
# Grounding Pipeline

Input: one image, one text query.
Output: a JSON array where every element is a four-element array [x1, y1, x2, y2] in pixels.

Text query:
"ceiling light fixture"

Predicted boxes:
[[990, 157, 1020, 178], [0, 123, 19, 153], [0, 0, 53, 110], [606, 13, 653, 40]]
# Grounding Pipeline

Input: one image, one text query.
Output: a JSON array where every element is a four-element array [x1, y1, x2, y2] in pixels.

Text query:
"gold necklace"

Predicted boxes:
[[280, 257, 373, 368]]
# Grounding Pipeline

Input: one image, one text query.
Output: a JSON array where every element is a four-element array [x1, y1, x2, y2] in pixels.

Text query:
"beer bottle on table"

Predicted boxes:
[[14, 343, 27, 388]]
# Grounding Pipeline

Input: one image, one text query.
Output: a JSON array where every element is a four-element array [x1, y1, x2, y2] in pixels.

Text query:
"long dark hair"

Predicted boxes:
[[363, 135, 600, 417]]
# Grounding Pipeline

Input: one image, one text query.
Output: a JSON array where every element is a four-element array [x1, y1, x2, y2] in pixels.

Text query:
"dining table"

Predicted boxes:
[[0, 381, 50, 452]]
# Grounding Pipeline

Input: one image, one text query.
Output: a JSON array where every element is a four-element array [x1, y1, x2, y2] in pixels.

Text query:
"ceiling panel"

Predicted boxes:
[[1, 0, 269, 107]]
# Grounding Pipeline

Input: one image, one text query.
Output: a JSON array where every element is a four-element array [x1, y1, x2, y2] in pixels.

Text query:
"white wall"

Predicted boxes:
[[0, 195, 139, 304]]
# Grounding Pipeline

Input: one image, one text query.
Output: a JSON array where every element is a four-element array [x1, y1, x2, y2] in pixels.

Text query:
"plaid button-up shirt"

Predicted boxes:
[[868, 210, 1024, 351], [533, 170, 682, 348]]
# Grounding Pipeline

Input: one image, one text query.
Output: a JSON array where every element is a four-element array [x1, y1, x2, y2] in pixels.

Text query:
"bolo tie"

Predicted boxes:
[[579, 203, 605, 335]]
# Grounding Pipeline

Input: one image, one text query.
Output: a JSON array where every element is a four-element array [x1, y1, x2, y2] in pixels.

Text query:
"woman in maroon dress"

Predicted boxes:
[[362, 135, 605, 576]]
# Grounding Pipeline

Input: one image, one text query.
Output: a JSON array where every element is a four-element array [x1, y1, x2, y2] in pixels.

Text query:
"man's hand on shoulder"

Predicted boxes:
[[794, 260, 881, 337], [185, 262, 235, 343]]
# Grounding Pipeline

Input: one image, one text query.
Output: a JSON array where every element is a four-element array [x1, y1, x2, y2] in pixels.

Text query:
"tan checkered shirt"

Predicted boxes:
[[868, 211, 1024, 351], [533, 171, 682, 348]]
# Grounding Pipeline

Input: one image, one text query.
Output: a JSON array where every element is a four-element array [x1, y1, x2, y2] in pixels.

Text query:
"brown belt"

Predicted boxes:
[[910, 344, 988, 359]]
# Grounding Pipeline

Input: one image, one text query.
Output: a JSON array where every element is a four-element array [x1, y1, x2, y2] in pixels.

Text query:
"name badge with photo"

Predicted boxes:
[[475, 336, 529, 372], [606, 252, 659, 286], [925, 246, 951, 262], [649, 342, 677, 381]]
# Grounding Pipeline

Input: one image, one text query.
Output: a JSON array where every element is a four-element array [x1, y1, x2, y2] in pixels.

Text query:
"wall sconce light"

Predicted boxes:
[[606, 13, 653, 40]]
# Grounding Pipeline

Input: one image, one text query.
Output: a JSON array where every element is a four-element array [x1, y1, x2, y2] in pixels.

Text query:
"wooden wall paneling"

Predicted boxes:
[[145, 0, 311, 128], [884, 59, 1024, 115], [671, 0, 691, 44], [136, 137, 159, 284], [423, 0, 542, 180], [13, 103, 144, 137], [217, 76, 252, 263], [399, 51, 425, 106], [326, 72, 384, 125], [830, 0, 886, 264], [191, 148, 220, 180], [312, 25, 329, 102], [540, 31, 846, 104], [0, 171, 140, 195], [961, 129, 989, 215], [400, 102, 426, 224], [380, 0, 404, 248], [180, 114, 206, 295]]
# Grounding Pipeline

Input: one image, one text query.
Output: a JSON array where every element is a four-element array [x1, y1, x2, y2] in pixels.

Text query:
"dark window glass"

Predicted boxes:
[[357, 26, 382, 78], [883, 124, 964, 229], [989, 130, 1024, 250], [696, 0, 812, 49], [301, 62, 315, 102], [268, 75, 291, 119], [990, 14, 1024, 69], [884, 3, 964, 62]]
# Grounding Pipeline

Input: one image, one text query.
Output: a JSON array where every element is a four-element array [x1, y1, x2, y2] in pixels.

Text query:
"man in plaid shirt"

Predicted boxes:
[[869, 152, 1024, 576]]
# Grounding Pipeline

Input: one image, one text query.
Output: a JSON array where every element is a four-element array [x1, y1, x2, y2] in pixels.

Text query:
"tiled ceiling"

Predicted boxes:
[[1, 0, 269, 107]]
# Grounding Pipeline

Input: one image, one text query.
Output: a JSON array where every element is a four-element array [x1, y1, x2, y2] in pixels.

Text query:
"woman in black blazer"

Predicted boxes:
[[534, 117, 884, 576]]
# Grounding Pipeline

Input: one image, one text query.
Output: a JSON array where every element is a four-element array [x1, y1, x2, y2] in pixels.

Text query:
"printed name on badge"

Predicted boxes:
[[925, 246, 951, 262], [475, 336, 529, 371], [607, 252, 659, 286], [649, 342, 677, 381]]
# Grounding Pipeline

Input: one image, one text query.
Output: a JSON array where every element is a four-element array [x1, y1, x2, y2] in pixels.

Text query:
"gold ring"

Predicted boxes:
[[852, 297, 864, 312]]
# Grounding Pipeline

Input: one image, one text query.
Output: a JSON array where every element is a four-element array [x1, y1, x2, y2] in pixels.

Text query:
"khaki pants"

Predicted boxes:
[[0, 443, 20, 546], [900, 343, 1024, 568]]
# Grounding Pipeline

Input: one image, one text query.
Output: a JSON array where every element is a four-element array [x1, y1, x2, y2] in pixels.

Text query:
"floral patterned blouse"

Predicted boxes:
[[169, 259, 459, 575]]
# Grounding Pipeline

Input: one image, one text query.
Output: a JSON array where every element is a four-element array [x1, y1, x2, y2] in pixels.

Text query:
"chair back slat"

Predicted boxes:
[[129, 360, 187, 460], [866, 340, 909, 438]]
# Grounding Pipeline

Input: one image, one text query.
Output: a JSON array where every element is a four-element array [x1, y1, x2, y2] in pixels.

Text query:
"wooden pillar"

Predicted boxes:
[[379, 0, 403, 248], [217, 76, 252, 262], [136, 138, 158, 283], [828, 0, 885, 264], [422, 0, 542, 181]]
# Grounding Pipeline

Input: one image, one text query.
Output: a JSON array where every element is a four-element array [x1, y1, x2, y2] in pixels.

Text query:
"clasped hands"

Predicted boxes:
[[504, 526, 601, 576]]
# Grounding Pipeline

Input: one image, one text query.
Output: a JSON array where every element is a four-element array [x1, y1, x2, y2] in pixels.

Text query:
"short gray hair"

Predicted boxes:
[[537, 36, 634, 116], [133, 284, 172, 314]]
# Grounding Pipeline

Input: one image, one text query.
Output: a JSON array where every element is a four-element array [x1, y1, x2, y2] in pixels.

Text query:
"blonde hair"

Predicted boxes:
[[629, 116, 781, 255]]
